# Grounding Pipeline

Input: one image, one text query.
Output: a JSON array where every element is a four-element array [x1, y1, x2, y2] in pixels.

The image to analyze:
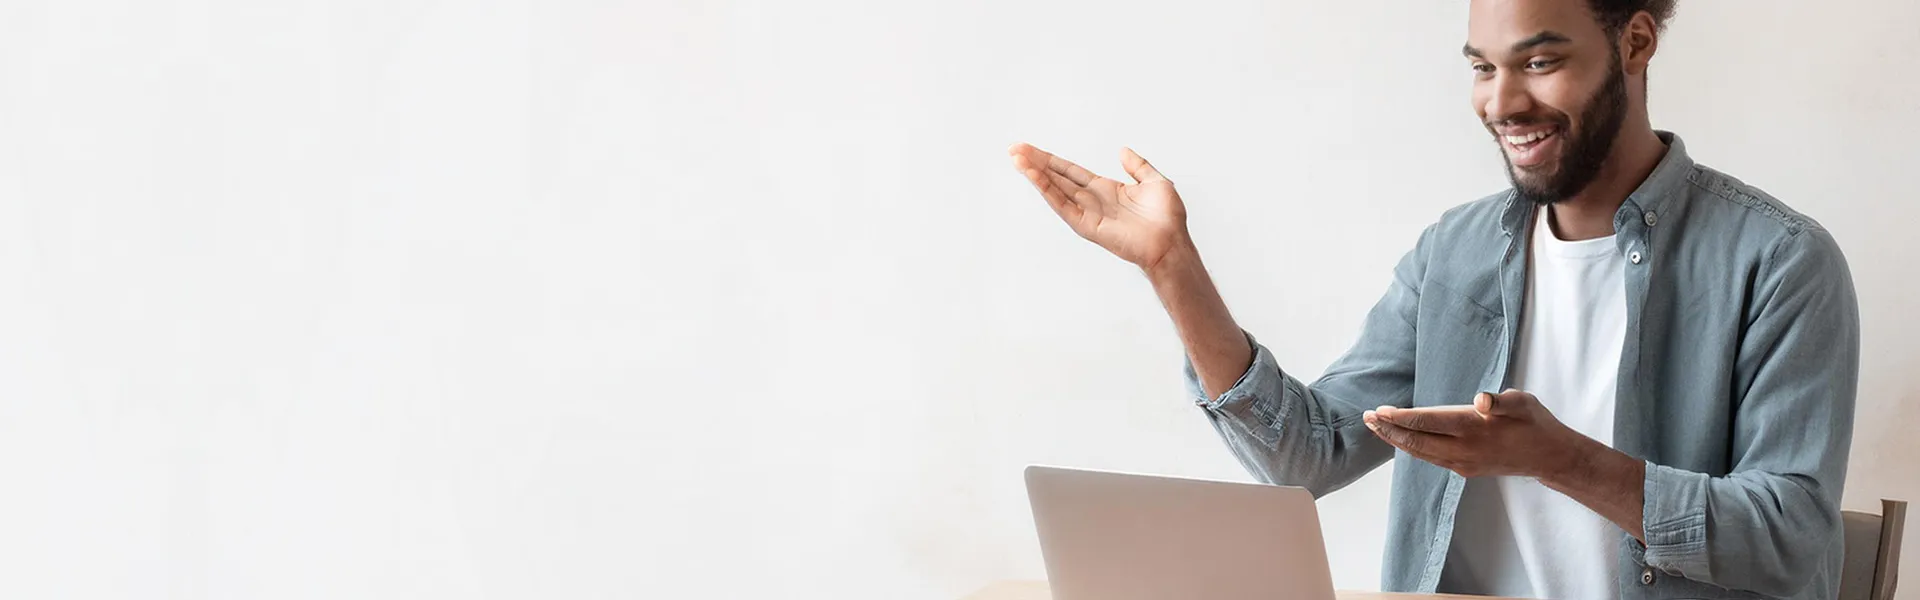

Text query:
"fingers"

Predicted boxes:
[[1034, 168, 1084, 221], [1040, 165, 1101, 214], [1046, 152, 1100, 187], [1012, 150, 1085, 219], [1120, 146, 1166, 183], [1008, 143, 1055, 186], [1372, 405, 1478, 435], [1043, 168, 1087, 204], [1366, 416, 1468, 463], [1364, 410, 1411, 448], [1006, 143, 1113, 187], [1011, 143, 1091, 198], [1365, 416, 1443, 455]]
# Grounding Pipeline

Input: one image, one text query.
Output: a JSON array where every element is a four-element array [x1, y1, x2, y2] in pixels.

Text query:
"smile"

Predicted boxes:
[[1505, 129, 1556, 147], [1500, 126, 1561, 167]]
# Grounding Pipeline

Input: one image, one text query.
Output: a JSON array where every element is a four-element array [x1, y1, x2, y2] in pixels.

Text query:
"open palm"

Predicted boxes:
[[1009, 143, 1188, 270]]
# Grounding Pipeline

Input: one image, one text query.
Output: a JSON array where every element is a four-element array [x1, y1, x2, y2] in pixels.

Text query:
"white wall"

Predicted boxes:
[[0, 1, 1914, 598]]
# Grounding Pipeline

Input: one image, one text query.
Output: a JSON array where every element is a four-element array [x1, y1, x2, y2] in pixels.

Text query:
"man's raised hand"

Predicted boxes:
[[1009, 143, 1189, 272]]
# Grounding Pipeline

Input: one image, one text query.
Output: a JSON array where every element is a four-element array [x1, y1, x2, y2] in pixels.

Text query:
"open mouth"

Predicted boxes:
[[1501, 126, 1561, 167]]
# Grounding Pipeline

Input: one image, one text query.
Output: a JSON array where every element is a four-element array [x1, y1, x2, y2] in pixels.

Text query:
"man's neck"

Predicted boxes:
[[1546, 128, 1669, 241]]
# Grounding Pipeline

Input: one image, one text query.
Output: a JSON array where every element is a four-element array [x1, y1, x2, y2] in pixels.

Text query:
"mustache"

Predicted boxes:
[[1486, 114, 1570, 129]]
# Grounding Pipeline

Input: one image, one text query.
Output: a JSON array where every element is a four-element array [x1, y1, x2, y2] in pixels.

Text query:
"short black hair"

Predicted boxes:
[[1587, 0, 1678, 35]]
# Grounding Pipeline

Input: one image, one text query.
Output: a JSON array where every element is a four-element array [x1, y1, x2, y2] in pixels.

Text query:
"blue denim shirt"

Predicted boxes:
[[1187, 133, 1859, 599]]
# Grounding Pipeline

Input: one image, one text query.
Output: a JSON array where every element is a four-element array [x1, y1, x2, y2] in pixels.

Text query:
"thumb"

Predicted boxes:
[[1120, 146, 1167, 184], [1475, 389, 1531, 419]]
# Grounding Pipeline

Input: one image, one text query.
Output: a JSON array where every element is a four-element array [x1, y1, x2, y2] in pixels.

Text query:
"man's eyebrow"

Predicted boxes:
[[1462, 31, 1573, 59], [1511, 31, 1573, 53]]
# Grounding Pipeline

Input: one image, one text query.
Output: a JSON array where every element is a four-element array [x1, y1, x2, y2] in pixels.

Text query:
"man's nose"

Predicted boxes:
[[1483, 72, 1534, 124]]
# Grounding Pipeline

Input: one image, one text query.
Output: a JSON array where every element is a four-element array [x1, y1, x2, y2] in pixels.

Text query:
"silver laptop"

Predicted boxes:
[[1024, 465, 1338, 600]]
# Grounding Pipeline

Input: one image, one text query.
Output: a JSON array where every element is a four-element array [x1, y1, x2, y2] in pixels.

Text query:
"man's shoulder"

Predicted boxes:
[[1677, 163, 1847, 272], [1681, 163, 1828, 238]]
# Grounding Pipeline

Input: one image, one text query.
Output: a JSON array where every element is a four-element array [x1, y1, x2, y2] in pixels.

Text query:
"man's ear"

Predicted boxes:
[[1620, 11, 1660, 76]]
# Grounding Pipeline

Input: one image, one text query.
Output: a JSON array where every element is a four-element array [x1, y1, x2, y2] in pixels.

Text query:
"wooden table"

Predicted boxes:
[[962, 580, 1515, 600]]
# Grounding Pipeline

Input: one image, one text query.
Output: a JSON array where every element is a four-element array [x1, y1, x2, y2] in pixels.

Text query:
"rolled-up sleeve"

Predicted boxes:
[[1184, 225, 1430, 498], [1640, 228, 1860, 597]]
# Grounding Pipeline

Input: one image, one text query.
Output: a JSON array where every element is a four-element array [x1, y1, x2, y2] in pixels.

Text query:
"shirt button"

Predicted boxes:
[[1644, 211, 1658, 227], [1641, 567, 1656, 585], [1629, 251, 1643, 264]]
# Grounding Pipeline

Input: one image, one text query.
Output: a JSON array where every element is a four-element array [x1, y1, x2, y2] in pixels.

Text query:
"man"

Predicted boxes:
[[1007, 0, 1858, 598]]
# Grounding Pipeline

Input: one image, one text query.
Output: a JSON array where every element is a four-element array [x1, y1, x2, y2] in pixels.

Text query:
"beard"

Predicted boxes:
[[1499, 56, 1630, 205]]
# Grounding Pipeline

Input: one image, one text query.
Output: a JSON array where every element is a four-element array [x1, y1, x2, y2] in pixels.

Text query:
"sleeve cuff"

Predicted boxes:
[[1641, 461, 1711, 577], [1183, 331, 1289, 414]]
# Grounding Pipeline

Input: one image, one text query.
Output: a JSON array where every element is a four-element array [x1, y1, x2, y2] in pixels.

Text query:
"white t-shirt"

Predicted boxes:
[[1437, 205, 1627, 599]]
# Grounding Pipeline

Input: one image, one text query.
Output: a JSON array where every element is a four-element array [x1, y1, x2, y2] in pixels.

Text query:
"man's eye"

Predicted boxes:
[[1526, 59, 1560, 70], [1472, 63, 1495, 74]]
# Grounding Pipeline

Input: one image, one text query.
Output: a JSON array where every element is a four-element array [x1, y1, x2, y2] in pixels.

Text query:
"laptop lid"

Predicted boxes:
[[1024, 465, 1338, 600]]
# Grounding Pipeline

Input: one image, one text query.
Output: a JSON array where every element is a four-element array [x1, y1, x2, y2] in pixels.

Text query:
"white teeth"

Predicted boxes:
[[1505, 130, 1553, 146]]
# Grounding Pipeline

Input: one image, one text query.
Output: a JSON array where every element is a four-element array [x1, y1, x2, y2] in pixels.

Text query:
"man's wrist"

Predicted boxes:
[[1538, 430, 1605, 486], [1538, 433, 1639, 494], [1143, 236, 1202, 287], [1536, 432, 1649, 542]]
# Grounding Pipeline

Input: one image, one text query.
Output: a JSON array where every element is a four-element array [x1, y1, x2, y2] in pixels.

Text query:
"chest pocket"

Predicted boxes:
[[1412, 281, 1502, 408]]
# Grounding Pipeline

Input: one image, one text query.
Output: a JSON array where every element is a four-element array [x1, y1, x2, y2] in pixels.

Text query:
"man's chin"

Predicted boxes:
[[1510, 174, 1550, 190], [1511, 162, 1557, 177], [1509, 174, 1564, 204]]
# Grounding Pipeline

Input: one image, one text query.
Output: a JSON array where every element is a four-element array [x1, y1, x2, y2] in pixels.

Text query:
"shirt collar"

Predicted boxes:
[[1500, 130, 1695, 236]]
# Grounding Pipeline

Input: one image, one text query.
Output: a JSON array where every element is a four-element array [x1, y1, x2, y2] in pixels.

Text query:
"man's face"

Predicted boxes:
[[1467, 0, 1629, 204]]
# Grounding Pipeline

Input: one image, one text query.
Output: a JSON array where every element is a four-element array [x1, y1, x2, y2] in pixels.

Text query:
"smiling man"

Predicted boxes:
[[1007, 0, 1859, 598]]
